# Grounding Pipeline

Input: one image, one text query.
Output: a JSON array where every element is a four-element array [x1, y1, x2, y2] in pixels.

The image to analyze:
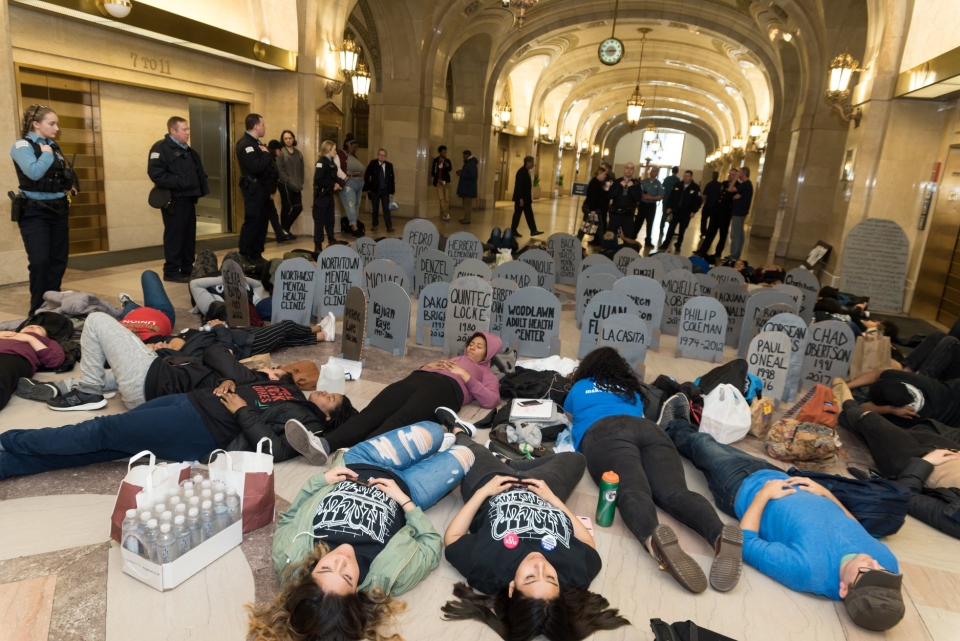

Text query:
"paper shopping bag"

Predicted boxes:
[[849, 334, 892, 380], [110, 450, 191, 543], [208, 437, 275, 533]]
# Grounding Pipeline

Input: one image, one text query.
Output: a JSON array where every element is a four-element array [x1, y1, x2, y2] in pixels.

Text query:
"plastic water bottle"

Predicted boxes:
[[199, 500, 215, 542], [137, 511, 153, 538], [595, 471, 620, 527], [212, 480, 226, 494], [213, 493, 229, 533], [186, 507, 202, 547], [121, 509, 142, 555], [200, 480, 211, 492], [160, 510, 173, 527], [168, 496, 181, 510], [174, 503, 187, 518], [225, 488, 240, 525], [180, 480, 194, 493], [183, 489, 195, 501], [144, 519, 160, 562], [157, 523, 178, 564], [192, 474, 203, 486], [200, 489, 212, 501], [173, 515, 191, 557], [153, 503, 166, 519], [188, 496, 200, 510]]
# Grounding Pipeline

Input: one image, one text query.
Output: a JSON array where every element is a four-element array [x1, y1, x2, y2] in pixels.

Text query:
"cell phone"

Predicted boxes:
[[577, 516, 595, 537], [350, 478, 371, 487], [518, 400, 542, 407]]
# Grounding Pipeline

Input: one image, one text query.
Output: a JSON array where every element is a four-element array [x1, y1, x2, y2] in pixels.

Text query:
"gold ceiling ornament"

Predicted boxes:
[[501, 0, 540, 32]]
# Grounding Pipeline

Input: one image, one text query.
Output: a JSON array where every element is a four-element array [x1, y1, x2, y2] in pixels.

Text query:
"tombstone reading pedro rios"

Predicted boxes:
[[416, 281, 448, 347], [762, 313, 808, 402], [221, 259, 249, 327], [315, 245, 362, 318], [501, 287, 562, 358], [747, 330, 792, 402], [367, 281, 411, 357], [489, 278, 519, 334], [272, 257, 317, 326], [676, 296, 727, 363], [414, 248, 454, 297], [340, 286, 367, 362], [800, 320, 855, 388], [578, 291, 639, 359], [547, 232, 582, 285], [444, 276, 493, 356], [598, 313, 649, 376], [403, 218, 440, 257], [840, 218, 909, 312]]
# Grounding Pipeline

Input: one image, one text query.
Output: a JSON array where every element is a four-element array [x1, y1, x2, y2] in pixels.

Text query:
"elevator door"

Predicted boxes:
[[915, 146, 960, 326], [188, 97, 231, 235]]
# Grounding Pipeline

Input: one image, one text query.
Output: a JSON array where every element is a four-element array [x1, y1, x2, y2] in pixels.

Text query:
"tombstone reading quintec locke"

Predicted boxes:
[[444, 276, 493, 356]]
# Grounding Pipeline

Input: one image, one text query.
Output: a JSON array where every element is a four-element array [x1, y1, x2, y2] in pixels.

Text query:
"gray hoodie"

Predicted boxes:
[[277, 147, 305, 192]]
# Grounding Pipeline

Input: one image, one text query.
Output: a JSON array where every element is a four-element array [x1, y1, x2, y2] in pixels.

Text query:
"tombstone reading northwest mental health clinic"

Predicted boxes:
[[598, 313, 649, 376], [375, 238, 415, 293], [445, 231, 483, 267], [416, 281, 448, 347], [783, 267, 820, 324], [353, 236, 378, 268], [576, 272, 619, 327], [614, 247, 640, 275], [578, 291, 639, 359], [738, 291, 798, 357], [363, 259, 409, 294], [613, 275, 665, 349], [747, 330, 792, 402], [444, 276, 493, 356], [501, 286, 562, 358], [676, 296, 727, 363], [840, 218, 909, 313], [402, 218, 440, 258], [414, 248, 454, 297], [489, 278, 519, 334], [272, 257, 317, 326], [315, 244, 362, 318], [452, 258, 491, 282], [367, 281, 411, 357], [661, 269, 708, 336], [340, 286, 367, 362], [492, 260, 537, 290], [762, 313, 808, 402], [547, 233, 582, 285], [713, 283, 749, 349], [518, 248, 557, 293], [800, 319, 855, 388], [221, 259, 249, 328]]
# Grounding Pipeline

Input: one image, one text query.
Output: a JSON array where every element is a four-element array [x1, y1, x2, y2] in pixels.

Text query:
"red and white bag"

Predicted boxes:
[[208, 437, 275, 533], [110, 450, 191, 543]]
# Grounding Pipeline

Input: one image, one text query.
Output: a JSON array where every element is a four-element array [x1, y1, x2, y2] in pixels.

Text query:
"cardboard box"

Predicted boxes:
[[120, 519, 243, 591]]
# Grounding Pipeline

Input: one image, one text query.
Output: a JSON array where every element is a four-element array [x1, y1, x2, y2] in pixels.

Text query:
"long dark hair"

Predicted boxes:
[[441, 582, 629, 641], [571, 347, 644, 403]]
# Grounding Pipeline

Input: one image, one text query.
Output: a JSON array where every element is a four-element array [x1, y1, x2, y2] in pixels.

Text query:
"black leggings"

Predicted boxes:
[[247, 320, 317, 355], [326, 371, 463, 450], [904, 331, 960, 381], [278, 183, 303, 231], [0, 353, 31, 411], [580, 416, 725, 544], [457, 432, 586, 503]]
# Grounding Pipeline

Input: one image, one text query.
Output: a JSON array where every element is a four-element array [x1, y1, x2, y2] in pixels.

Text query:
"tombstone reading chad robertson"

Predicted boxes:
[[220, 258, 249, 328], [444, 276, 493, 356], [547, 232, 582, 285], [676, 296, 727, 363], [366, 281, 411, 357], [272, 257, 317, 326], [800, 319, 855, 388], [501, 286, 561, 358], [315, 244, 362, 318], [416, 281, 448, 347]]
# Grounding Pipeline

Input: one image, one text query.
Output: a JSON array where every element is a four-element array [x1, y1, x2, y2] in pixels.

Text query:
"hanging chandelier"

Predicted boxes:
[[626, 28, 651, 127], [643, 121, 658, 142], [351, 60, 371, 99], [501, 0, 540, 32]]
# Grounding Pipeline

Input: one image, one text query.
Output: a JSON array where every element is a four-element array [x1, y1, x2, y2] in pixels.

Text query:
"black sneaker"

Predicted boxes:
[[657, 393, 690, 426], [47, 389, 107, 411], [163, 274, 190, 283], [644, 241, 655, 249], [435, 407, 477, 437], [17, 377, 59, 402]]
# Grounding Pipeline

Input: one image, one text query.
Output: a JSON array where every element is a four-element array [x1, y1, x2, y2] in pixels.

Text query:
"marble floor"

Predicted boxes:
[[0, 198, 956, 641]]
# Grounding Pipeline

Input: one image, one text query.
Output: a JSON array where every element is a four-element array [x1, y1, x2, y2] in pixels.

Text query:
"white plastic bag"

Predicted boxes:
[[388, 195, 399, 211], [700, 383, 751, 444]]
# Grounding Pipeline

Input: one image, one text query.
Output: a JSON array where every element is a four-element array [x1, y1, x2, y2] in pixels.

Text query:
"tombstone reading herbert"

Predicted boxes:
[[598, 313, 649, 375], [612, 275, 665, 349], [576, 272, 619, 327], [272, 257, 317, 325], [708, 266, 745, 286], [801, 320, 855, 388], [547, 233, 582, 285], [501, 287, 562, 357], [840, 218, 909, 312], [452, 258, 491, 281], [738, 291, 798, 357], [492, 260, 537, 289], [316, 245, 362, 318], [414, 248, 454, 297], [490, 278, 519, 334], [353, 236, 378, 268], [579, 291, 640, 359], [445, 231, 483, 267], [614, 247, 640, 275], [416, 281, 448, 347], [654, 252, 688, 274], [747, 330, 792, 401], [340, 286, 367, 362], [518, 248, 557, 293], [713, 283, 749, 349], [626, 256, 664, 282], [402, 218, 440, 258], [784, 267, 820, 324], [694, 273, 714, 296], [375, 238, 415, 293], [676, 296, 727, 362], [444, 276, 493, 356], [221, 259, 249, 327], [366, 281, 411, 357], [762, 313, 808, 402], [363, 259, 409, 293], [661, 269, 708, 336]]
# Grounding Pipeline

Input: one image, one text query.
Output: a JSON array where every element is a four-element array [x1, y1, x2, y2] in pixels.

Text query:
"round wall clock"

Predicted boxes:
[[598, 37, 624, 66]]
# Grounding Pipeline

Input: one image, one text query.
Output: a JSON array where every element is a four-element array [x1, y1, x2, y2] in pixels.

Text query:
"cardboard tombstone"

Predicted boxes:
[[363, 258, 409, 293], [581, 253, 617, 272], [712, 283, 749, 349], [518, 248, 557, 293], [694, 273, 714, 296], [490, 278, 519, 334], [800, 320, 855, 388], [492, 260, 537, 290], [654, 252, 688, 273], [771, 284, 803, 311], [272, 257, 317, 326], [375, 239, 415, 293], [598, 313, 649, 376], [784, 268, 821, 324], [613, 275, 665, 349], [708, 266, 745, 286], [676, 296, 727, 363], [414, 248, 454, 297], [580, 262, 622, 280], [576, 272, 619, 328], [452, 258, 492, 281], [578, 291, 640, 359], [416, 281, 448, 346], [840, 218, 909, 312], [445, 231, 484, 267], [315, 244, 363, 318], [762, 313, 809, 402], [444, 276, 493, 356], [626, 256, 664, 282], [402, 218, 440, 257], [547, 233, 582, 285], [353, 236, 378, 268], [366, 281, 411, 357], [614, 247, 640, 275], [747, 330, 792, 402], [744, 303, 794, 359], [501, 287, 562, 358], [738, 291, 798, 357], [660, 269, 709, 336], [340, 286, 367, 362], [220, 259, 249, 328]]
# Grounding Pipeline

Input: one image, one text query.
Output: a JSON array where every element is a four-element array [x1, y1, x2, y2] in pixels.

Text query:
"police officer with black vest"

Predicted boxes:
[[147, 116, 209, 283], [10, 104, 78, 315], [235, 113, 277, 265]]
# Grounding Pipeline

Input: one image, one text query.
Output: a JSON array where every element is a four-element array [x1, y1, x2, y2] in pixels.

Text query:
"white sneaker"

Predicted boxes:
[[439, 433, 456, 452], [284, 419, 329, 465], [319, 312, 336, 342], [118, 292, 134, 306]]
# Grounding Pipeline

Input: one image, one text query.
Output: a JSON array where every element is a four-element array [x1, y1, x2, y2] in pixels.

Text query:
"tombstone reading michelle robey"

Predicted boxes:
[[444, 276, 493, 356], [489, 278, 519, 334], [694, 273, 714, 296], [707, 266, 745, 286], [315, 244, 362, 318], [375, 238, 415, 293], [518, 248, 557, 293], [547, 233, 582, 285], [762, 313, 808, 402], [676, 296, 727, 363], [366, 281, 411, 357], [353, 236, 378, 268], [445, 231, 483, 267], [614, 247, 640, 275], [800, 320, 855, 388], [738, 291, 798, 357], [402, 218, 440, 258], [452, 258, 491, 282], [414, 248, 454, 297], [492, 260, 537, 290], [598, 313, 649, 376], [576, 272, 619, 327], [220, 259, 250, 327], [579, 291, 639, 359], [272, 257, 317, 326], [416, 281, 448, 347], [501, 286, 562, 357], [340, 286, 367, 362], [840, 218, 909, 312], [661, 269, 708, 336], [747, 330, 792, 401], [783, 267, 820, 324], [712, 283, 749, 349], [626, 256, 664, 282], [613, 275, 666, 349]]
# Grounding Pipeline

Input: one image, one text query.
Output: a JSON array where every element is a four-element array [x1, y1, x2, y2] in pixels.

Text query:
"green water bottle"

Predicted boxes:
[[595, 471, 620, 527]]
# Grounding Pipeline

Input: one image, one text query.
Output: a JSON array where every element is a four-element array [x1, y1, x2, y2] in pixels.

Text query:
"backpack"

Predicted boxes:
[[340, 216, 365, 236], [784, 384, 839, 428], [650, 618, 736, 641], [18, 311, 75, 343], [490, 345, 517, 380], [191, 249, 219, 281], [765, 419, 847, 469], [788, 468, 911, 538]]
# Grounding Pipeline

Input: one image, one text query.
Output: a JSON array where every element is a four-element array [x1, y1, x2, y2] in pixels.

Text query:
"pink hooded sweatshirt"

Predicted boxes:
[[422, 331, 502, 408]]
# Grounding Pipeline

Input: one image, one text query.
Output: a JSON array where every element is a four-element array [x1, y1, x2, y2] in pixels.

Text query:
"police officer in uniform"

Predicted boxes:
[[147, 116, 209, 283], [235, 113, 277, 264], [10, 105, 77, 315]]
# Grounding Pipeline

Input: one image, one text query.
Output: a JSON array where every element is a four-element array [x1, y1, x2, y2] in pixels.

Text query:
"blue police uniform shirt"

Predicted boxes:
[[10, 132, 62, 201], [641, 178, 663, 201], [565, 377, 645, 449]]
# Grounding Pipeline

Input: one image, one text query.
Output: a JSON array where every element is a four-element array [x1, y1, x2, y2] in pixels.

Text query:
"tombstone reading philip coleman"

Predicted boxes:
[[598, 314, 649, 376], [613, 275, 665, 349], [501, 287, 562, 357], [747, 330, 792, 402], [272, 257, 317, 326], [366, 281, 411, 357], [414, 248, 453, 297], [444, 276, 493, 356], [661, 269, 708, 336], [676, 296, 727, 363], [445, 231, 483, 267], [840, 218, 909, 312], [221, 258, 249, 327], [416, 281, 448, 347], [518, 248, 557, 293], [340, 286, 367, 362], [800, 320, 855, 388], [713, 283, 748, 349], [762, 313, 808, 402], [547, 233, 582, 285], [489, 278, 519, 334], [315, 245, 362, 318], [579, 291, 639, 359]]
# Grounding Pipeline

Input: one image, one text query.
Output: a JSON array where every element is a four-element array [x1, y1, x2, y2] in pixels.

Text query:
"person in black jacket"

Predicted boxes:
[[606, 162, 643, 239], [363, 148, 395, 232], [580, 166, 611, 244], [699, 171, 722, 237], [695, 168, 739, 259], [510, 156, 540, 237], [432, 145, 453, 221], [148, 116, 210, 283], [235, 113, 278, 262], [660, 171, 702, 252], [313, 140, 341, 251]]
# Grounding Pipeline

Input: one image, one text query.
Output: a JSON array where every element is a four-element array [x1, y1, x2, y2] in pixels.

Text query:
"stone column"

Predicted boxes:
[[0, 1, 26, 285]]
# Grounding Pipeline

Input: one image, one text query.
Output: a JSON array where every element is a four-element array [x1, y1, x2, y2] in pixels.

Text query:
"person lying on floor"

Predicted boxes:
[[847, 368, 960, 428], [664, 418, 905, 632], [285, 332, 501, 466], [0, 325, 64, 411], [566, 347, 743, 594], [249, 421, 474, 641], [115, 269, 177, 341], [899, 330, 960, 381], [189, 274, 267, 319], [437, 414, 629, 641], [0, 379, 355, 480]]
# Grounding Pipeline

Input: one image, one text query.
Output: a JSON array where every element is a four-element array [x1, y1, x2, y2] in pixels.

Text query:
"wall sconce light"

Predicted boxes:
[[593, 144, 600, 154], [325, 36, 362, 98], [493, 113, 504, 134], [97, 0, 132, 19], [722, 144, 731, 156], [351, 60, 371, 100], [498, 100, 513, 125], [538, 121, 553, 143], [563, 131, 573, 148], [603, 147, 610, 156], [826, 49, 862, 127]]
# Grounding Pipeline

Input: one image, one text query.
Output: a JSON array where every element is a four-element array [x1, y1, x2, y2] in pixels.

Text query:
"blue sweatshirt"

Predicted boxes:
[[565, 378, 645, 449]]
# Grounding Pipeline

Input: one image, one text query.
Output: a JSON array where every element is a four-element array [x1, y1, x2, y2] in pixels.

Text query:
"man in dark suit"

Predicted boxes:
[[660, 170, 702, 252], [695, 167, 739, 260], [234, 113, 277, 263], [511, 155, 541, 237], [363, 148, 396, 232]]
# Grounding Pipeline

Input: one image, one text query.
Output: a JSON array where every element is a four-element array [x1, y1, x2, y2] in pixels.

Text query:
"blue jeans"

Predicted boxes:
[[729, 215, 746, 259], [339, 177, 363, 225], [119, 270, 176, 327], [663, 419, 779, 518], [343, 422, 474, 509], [488, 226, 514, 249], [0, 395, 218, 479]]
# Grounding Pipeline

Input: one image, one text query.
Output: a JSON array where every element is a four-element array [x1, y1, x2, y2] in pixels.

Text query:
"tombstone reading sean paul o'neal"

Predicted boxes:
[[598, 313, 649, 376], [518, 248, 557, 293], [547, 233, 582, 285], [375, 238, 415, 293], [800, 319, 855, 388], [452, 258, 491, 282], [578, 291, 639, 359], [444, 276, 493, 356], [490, 278, 519, 334], [492, 260, 537, 289], [367, 281, 411, 357], [363, 259, 409, 293], [501, 286, 562, 358], [416, 281, 448, 347], [762, 312, 808, 402], [272, 257, 317, 326], [340, 286, 367, 362], [353, 236, 378, 268], [676, 296, 727, 363], [402, 218, 440, 257], [414, 248, 453, 297], [221, 258, 249, 328], [840, 218, 909, 313], [613, 275, 665, 349], [747, 330, 792, 401], [316, 244, 362, 318], [783, 267, 820, 324], [445, 231, 483, 267], [712, 283, 749, 349], [661, 269, 708, 336]]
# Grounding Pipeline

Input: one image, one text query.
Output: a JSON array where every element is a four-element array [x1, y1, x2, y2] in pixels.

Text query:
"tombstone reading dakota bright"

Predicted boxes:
[[416, 281, 448, 347]]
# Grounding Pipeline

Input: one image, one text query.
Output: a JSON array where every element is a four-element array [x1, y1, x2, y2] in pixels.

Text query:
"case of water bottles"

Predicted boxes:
[[118, 475, 244, 591]]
